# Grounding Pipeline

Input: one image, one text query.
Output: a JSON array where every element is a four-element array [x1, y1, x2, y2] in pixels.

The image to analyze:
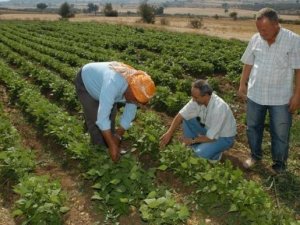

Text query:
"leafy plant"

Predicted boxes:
[[127, 111, 165, 157], [0, 149, 35, 185], [13, 175, 67, 225], [140, 190, 189, 225], [86, 154, 155, 214]]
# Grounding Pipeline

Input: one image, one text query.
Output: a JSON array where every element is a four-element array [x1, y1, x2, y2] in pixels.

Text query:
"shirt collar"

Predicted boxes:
[[205, 92, 216, 109], [274, 27, 283, 43]]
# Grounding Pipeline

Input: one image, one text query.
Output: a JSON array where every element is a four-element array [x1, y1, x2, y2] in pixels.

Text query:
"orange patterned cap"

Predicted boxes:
[[128, 70, 156, 104]]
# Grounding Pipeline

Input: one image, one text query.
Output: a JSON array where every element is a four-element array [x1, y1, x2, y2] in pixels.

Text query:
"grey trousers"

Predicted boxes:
[[74, 69, 117, 146]]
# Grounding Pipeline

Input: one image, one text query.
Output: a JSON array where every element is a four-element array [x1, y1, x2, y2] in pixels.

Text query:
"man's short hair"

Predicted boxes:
[[192, 79, 213, 96], [256, 8, 279, 22]]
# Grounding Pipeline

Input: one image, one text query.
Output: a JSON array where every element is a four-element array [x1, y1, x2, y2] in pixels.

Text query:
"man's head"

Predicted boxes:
[[191, 79, 213, 106], [125, 71, 156, 104], [256, 8, 280, 43]]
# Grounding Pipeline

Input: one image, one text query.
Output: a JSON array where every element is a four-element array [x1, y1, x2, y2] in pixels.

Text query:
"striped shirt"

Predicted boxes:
[[241, 27, 300, 105], [179, 93, 236, 139]]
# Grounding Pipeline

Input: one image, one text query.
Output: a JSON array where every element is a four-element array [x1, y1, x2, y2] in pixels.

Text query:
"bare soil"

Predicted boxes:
[[0, 199, 15, 225]]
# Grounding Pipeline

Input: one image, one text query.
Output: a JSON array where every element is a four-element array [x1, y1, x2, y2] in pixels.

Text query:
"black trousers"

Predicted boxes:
[[74, 69, 117, 146]]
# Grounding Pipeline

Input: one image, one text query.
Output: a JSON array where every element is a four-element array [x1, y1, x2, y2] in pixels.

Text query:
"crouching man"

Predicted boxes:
[[160, 79, 236, 160]]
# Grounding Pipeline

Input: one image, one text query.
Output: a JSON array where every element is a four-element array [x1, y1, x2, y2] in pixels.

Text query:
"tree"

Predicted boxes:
[[229, 11, 238, 20], [222, 2, 229, 13], [138, 2, 155, 24], [103, 3, 118, 17], [87, 3, 99, 15], [36, 3, 48, 10], [154, 6, 164, 15], [189, 18, 203, 29], [59, 2, 74, 18]]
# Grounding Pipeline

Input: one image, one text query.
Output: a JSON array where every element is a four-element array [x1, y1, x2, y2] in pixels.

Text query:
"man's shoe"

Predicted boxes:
[[243, 157, 257, 169], [271, 164, 286, 175]]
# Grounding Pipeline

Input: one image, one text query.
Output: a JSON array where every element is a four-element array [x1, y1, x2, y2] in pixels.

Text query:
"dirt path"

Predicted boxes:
[[0, 198, 15, 225], [0, 85, 103, 225]]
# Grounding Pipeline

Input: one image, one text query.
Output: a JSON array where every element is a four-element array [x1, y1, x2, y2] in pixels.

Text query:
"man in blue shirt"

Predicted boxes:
[[75, 62, 156, 162]]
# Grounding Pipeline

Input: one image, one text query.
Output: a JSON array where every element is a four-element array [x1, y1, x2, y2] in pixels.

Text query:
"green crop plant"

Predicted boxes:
[[13, 175, 67, 225]]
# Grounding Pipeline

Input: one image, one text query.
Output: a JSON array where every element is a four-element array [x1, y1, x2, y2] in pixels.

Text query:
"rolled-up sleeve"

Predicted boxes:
[[241, 35, 256, 65], [179, 100, 199, 120], [120, 103, 137, 130], [290, 35, 300, 69]]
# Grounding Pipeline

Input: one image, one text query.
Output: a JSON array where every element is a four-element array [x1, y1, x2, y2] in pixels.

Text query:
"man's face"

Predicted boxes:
[[256, 17, 279, 42], [191, 87, 206, 105]]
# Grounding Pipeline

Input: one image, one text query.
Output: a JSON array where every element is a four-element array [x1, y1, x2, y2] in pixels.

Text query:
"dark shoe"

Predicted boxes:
[[271, 164, 286, 174]]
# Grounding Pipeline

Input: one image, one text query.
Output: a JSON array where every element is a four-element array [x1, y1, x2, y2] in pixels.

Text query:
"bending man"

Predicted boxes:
[[75, 61, 156, 162]]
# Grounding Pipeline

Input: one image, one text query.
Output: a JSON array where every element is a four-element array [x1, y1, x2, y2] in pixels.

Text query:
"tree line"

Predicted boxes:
[[36, 1, 164, 23]]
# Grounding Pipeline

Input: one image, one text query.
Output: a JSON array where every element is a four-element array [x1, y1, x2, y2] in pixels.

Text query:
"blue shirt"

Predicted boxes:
[[81, 62, 137, 131]]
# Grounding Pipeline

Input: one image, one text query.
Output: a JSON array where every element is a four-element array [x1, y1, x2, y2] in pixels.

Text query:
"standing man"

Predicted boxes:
[[239, 8, 300, 173], [160, 79, 236, 160], [74, 61, 156, 162]]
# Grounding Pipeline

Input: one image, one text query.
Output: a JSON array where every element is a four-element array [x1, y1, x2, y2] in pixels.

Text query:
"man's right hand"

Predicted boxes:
[[159, 132, 172, 148], [102, 130, 121, 162], [238, 64, 252, 101]]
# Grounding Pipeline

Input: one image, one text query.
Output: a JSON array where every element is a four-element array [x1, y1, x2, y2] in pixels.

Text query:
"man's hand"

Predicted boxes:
[[113, 133, 122, 146], [159, 132, 172, 148], [179, 137, 194, 146], [289, 95, 300, 113], [238, 83, 247, 101], [108, 144, 120, 162], [102, 130, 121, 162], [115, 127, 125, 137], [238, 64, 252, 101]]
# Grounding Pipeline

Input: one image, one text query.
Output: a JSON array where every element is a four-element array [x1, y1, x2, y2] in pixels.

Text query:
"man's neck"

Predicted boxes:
[[267, 27, 280, 46]]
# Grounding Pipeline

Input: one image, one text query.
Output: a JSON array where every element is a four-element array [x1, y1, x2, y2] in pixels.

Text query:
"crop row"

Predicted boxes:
[[0, 43, 79, 110], [0, 31, 77, 82], [0, 101, 67, 224], [1, 21, 244, 87]]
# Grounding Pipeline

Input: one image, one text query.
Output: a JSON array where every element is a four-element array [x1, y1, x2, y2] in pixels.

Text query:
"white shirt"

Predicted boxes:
[[241, 27, 300, 105], [179, 93, 236, 139]]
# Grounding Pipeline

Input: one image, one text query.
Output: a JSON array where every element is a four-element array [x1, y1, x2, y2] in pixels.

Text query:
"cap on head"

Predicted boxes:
[[128, 71, 156, 104]]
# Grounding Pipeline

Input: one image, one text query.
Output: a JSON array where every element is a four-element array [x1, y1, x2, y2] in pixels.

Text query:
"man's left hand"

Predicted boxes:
[[180, 137, 194, 146], [289, 95, 300, 113]]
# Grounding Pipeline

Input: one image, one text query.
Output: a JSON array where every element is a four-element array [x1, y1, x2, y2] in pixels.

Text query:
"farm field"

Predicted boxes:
[[0, 20, 299, 225], [1, 11, 300, 41]]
